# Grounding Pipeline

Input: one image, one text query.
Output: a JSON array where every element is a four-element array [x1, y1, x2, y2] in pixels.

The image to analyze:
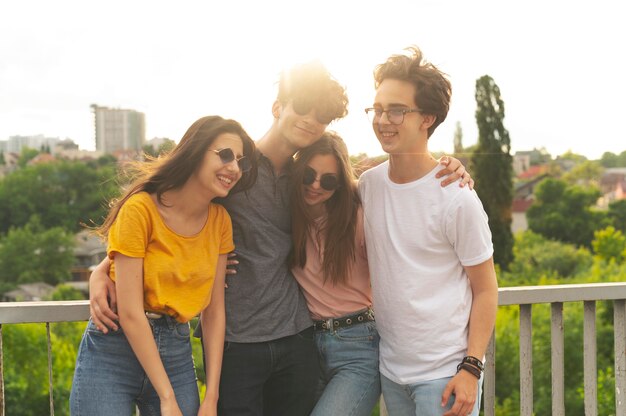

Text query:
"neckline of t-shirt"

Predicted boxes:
[[142, 192, 211, 239], [384, 162, 440, 188]]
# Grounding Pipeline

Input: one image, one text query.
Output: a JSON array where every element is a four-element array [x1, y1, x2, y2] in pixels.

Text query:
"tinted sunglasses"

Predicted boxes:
[[210, 148, 251, 173], [292, 100, 336, 125], [302, 166, 340, 191]]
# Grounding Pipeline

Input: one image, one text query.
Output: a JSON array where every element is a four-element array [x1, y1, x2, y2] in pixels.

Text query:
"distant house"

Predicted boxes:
[[512, 198, 534, 233], [73, 230, 107, 281], [510, 169, 551, 233], [27, 153, 57, 165], [2, 282, 55, 302]]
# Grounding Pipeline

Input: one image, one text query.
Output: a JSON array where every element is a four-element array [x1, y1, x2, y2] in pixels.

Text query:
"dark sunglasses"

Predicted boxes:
[[302, 166, 340, 191], [292, 100, 336, 125], [210, 148, 251, 173]]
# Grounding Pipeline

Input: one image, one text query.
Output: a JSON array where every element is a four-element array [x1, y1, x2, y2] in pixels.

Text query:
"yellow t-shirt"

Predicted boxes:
[[108, 192, 234, 323]]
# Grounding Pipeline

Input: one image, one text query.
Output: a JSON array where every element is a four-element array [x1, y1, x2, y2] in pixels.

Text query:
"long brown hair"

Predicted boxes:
[[290, 131, 360, 286], [97, 115, 257, 237]]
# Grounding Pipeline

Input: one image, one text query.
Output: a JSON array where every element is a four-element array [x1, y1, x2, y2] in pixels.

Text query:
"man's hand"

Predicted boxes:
[[88, 258, 118, 333], [436, 156, 474, 189], [441, 370, 479, 416], [225, 252, 238, 276]]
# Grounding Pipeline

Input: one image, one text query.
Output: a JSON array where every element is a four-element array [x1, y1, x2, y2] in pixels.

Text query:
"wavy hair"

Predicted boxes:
[[374, 45, 451, 137], [290, 131, 360, 286]]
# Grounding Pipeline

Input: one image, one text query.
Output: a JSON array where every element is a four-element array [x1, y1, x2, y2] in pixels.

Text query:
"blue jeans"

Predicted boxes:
[[311, 320, 380, 416], [70, 317, 199, 416], [217, 326, 319, 416], [381, 373, 483, 416]]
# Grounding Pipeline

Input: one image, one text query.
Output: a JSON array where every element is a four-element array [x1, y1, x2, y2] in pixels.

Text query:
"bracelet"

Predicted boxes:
[[462, 355, 484, 372], [457, 362, 481, 379]]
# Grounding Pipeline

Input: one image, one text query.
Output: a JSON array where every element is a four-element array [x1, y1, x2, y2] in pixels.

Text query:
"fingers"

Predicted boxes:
[[442, 373, 478, 415], [89, 297, 119, 333], [226, 251, 238, 275]]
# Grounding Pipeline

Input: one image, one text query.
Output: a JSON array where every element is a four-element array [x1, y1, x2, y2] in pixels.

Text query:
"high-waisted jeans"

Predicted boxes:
[[311, 319, 381, 416], [70, 316, 199, 416]]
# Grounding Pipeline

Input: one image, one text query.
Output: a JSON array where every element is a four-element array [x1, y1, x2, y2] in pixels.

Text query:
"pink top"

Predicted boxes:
[[291, 207, 372, 320]]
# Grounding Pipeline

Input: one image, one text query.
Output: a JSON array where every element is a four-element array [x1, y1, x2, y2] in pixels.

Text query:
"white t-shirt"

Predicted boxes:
[[358, 161, 493, 384]]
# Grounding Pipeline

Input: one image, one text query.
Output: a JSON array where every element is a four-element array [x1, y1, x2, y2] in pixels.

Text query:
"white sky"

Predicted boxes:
[[1, 0, 624, 159]]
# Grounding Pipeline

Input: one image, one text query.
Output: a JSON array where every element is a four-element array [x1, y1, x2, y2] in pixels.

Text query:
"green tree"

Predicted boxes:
[[471, 75, 514, 269], [608, 199, 626, 233], [17, 147, 39, 167], [561, 160, 603, 187], [4, 322, 86, 416], [504, 231, 592, 286], [600, 151, 619, 167], [0, 160, 119, 233], [49, 284, 87, 300], [453, 121, 463, 155], [592, 226, 626, 263], [526, 178, 608, 247], [0, 216, 75, 292], [0, 150, 5, 165], [157, 139, 176, 155]]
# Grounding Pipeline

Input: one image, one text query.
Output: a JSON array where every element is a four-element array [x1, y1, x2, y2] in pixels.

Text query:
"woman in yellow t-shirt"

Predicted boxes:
[[70, 116, 257, 416]]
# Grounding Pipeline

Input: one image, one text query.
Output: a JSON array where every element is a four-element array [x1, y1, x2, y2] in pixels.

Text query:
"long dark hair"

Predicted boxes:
[[97, 115, 257, 236], [290, 131, 360, 286]]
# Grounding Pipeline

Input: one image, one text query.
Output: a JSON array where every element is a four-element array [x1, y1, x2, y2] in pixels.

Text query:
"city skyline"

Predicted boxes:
[[1, 0, 625, 160]]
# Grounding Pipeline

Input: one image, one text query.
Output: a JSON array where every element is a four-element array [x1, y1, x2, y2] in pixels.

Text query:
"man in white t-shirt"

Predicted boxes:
[[358, 46, 499, 416]]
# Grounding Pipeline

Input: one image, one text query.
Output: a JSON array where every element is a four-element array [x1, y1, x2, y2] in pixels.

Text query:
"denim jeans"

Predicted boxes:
[[381, 373, 483, 416], [311, 320, 380, 416], [217, 326, 319, 416], [70, 317, 199, 416]]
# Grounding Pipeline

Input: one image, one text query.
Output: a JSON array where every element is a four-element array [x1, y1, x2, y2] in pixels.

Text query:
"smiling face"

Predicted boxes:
[[372, 78, 434, 156], [195, 132, 244, 198], [273, 100, 328, 152], [301, 153, 339, 217]]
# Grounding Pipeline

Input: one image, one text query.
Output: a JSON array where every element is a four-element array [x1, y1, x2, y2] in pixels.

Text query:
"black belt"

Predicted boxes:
[[313, 308, 375, 331]]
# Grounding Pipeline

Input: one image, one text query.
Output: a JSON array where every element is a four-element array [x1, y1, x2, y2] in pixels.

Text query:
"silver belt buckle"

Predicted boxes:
[[145, 311, 163, 320]]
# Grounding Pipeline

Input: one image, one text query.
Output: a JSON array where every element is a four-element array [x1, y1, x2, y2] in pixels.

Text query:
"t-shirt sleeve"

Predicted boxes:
[[217, 205, 235, 254], [445, 190, 494, 267], [107, 197, 150, 259]]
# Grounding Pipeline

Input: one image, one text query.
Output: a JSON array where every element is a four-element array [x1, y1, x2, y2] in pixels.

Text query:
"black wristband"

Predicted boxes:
[[462, 355, 484, 372], [457, 362, 481, 379]]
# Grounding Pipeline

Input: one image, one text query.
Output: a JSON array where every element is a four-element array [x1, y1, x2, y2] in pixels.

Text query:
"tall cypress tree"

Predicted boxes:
[[472, 75, 514, 269]]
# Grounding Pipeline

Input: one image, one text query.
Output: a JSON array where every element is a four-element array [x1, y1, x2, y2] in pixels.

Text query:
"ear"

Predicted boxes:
[[421, 114, 436, 131], [272, 100, 282, 119]]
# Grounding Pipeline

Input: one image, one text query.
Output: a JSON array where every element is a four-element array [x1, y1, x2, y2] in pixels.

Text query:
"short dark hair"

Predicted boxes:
[[374, 46, 451, 137]]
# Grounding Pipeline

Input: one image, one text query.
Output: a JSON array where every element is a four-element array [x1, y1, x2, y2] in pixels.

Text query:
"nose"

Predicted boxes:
[[226, 159, 240, 173], [378, 111, 392, 125]]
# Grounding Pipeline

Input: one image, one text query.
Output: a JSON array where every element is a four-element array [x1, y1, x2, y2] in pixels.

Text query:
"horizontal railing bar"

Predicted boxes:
[[2, 283, 626, 324], [0, 301, 89, 324], [498, 283, 626, 305]]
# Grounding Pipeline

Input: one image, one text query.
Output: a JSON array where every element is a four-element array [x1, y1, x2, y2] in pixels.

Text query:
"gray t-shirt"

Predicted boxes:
[[218, 152, 312, 342]]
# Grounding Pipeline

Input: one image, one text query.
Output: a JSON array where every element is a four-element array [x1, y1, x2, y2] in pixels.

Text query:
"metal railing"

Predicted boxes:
[[1, 283, 626, 416]]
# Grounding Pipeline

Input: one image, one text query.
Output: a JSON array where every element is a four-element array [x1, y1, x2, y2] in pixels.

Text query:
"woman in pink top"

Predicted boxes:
[[290, 131, 378, 416], [290, 131, 472, 415]]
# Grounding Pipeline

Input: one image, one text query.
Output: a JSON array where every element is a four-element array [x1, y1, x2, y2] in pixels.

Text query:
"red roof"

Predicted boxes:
[[512, 198, 534, 212]]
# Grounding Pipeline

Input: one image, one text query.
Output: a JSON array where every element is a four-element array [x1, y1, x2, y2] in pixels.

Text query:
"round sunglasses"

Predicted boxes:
[[210, 148, 251, 173], [302, 166, 340, 191]]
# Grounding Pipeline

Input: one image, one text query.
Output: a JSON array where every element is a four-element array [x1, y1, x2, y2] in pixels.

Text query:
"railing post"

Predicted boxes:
[[484, 332, 496, 416], [519, 304, 533, 416], [583, 301, 597, 416], [46, 323, 55, 416], [615, 299, 626, 414], [0, 324, 4, 416], [551, 302, 564, 415]]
